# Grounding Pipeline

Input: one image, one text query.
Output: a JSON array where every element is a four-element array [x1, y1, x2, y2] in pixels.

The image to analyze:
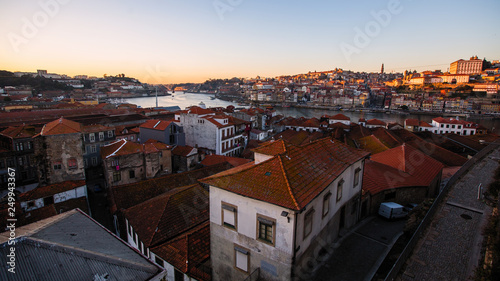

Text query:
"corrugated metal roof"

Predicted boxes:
[[0, 209, 163, 281]]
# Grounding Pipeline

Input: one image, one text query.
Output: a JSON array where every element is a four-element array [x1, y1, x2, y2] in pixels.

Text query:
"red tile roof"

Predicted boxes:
[[371, 127, 403, 148], [369, 144, 443, 189], [432, 117, 466, 125], [405, 119, 419, 127], [150, 221, 210, 281], [19, 180, 86, 201], [200, 155, 251, 167], [366, 119, 386, 126], [172, 145, 196, 157], [82, 124, 113, 133], [109, 163, 232, 213], [201, 138, 370, 211], [186, 106, 215, 115], [0, 124, 38, 139], [40, 117, 82, 136], [140, 119, 174, 131], [252, 139, 287, 156], [123, 184, 208, 248], [358, 135, 389, 154], [330, 114, 351, 121], [101, 139, 142, 158]]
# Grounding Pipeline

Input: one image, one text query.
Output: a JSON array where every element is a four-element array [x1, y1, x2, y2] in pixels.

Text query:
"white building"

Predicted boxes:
[[19, 180, 87, 212], [430, 117, 477, 135], [178, 106, 244, 156], [201, 138, 369, 281]]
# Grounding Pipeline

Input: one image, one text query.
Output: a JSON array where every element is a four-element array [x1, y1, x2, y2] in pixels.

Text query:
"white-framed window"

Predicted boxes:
[[108, 130, 113, 138], [337, 179, 344, 202], [91, 157, 97, 166], [354, 168, 361, 187], [234, 245, 249, 272], [322, 193, 331, 217], [304, 209, 314, 238], [99, 132, 104, 141], [89, 133, 95, 142], [222, 202, 237, 230], [257, 215, 275, 245], [90, 145, 97, 153]]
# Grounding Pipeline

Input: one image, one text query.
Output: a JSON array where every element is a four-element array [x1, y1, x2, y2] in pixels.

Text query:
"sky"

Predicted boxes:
[[1, 0, 499, 84]]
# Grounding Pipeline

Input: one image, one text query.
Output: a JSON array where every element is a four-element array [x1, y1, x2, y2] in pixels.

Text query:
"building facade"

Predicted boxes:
[[201, 138, 369, 280]]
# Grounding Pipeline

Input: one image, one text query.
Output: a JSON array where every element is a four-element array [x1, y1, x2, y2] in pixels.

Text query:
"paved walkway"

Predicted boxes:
[[399, 148, 500, 281], [313, 217, 405, 281]]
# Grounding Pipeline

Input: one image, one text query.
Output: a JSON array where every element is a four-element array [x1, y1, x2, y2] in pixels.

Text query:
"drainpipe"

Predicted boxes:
[[291, 211, 298, 279]]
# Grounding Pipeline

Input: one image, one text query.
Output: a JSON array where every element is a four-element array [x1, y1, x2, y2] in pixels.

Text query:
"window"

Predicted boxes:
[[452, 125, 455, 129], [129, 170, 135, 179], [27, 201, 35, 208], [155, 256, 164, 267], [113, 171, 121, 182], [458, 125, 461, 129], [446, 125, 449, 128], [322, 193, 331, 217], [257, 215, 275, 245], [89, 133, 95, 142], [354, 168, 361, 187], [337, 179, 344, 202], [91, 157, 97, 166], [68, 158, 77, 169], [222, 202, 237, 230], [128, 221, 133, 235], [18, 157, 24, 166], [234, 245, 249, 272], [27, 141, 32, 150], [108, 130, 113, 138], [174, 269, 184, 281], [303, 208, 316, 240], [90, 145, 97, 153], [53, 161, 62, 170], [99, 132, 104, 141], [112, 159, 119, 167], [7, 158, 14, 167], [43, 196, 54, 205]]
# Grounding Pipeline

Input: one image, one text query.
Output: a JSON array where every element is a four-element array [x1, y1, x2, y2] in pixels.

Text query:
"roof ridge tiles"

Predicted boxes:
[[277, 155, 301, 210]]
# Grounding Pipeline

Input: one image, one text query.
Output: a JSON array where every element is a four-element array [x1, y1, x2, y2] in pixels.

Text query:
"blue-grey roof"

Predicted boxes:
[[0, 209, 164, 281]]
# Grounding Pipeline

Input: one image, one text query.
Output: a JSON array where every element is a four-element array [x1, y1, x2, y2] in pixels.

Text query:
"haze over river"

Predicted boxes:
[[125, 93, 500, 134]]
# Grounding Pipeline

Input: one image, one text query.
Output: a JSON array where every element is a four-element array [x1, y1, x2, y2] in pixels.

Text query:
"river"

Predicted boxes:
[[124, 93, 500, 134]]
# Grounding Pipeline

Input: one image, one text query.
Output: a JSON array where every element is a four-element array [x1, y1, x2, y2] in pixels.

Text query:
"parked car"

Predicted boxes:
[[378, 202, 407, 219]]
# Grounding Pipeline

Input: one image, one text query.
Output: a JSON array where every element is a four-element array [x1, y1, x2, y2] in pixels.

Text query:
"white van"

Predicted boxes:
[[378, 202, 407, 219]]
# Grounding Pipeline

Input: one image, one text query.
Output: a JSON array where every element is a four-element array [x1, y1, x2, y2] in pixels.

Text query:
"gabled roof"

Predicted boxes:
[[40, 117, 82, 136], [371, 127, 403, 148], [0, 209, 163, 281], [201, 138, 370, 211], [101, 139, 142, 158], [369, 144, 444, 185], [82, 124, 113, 133], [172, 145, 197, 157], [200, 155, 251, 167], [123, 184, 208, 248], [366, 119, 386, 126], [358, 135, 389, 154], [185, 106, 215, 115], [150, 221, 210, 281], [252, 139, 287, 156], [109, 163, 232, 213], [405, 119, 420, 127], [19, 180, 86, 201], [140, 119, 174, 131], [0, 124, 38, 139], [330, 113, 350, 121], [432, 117, 466, 125]]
